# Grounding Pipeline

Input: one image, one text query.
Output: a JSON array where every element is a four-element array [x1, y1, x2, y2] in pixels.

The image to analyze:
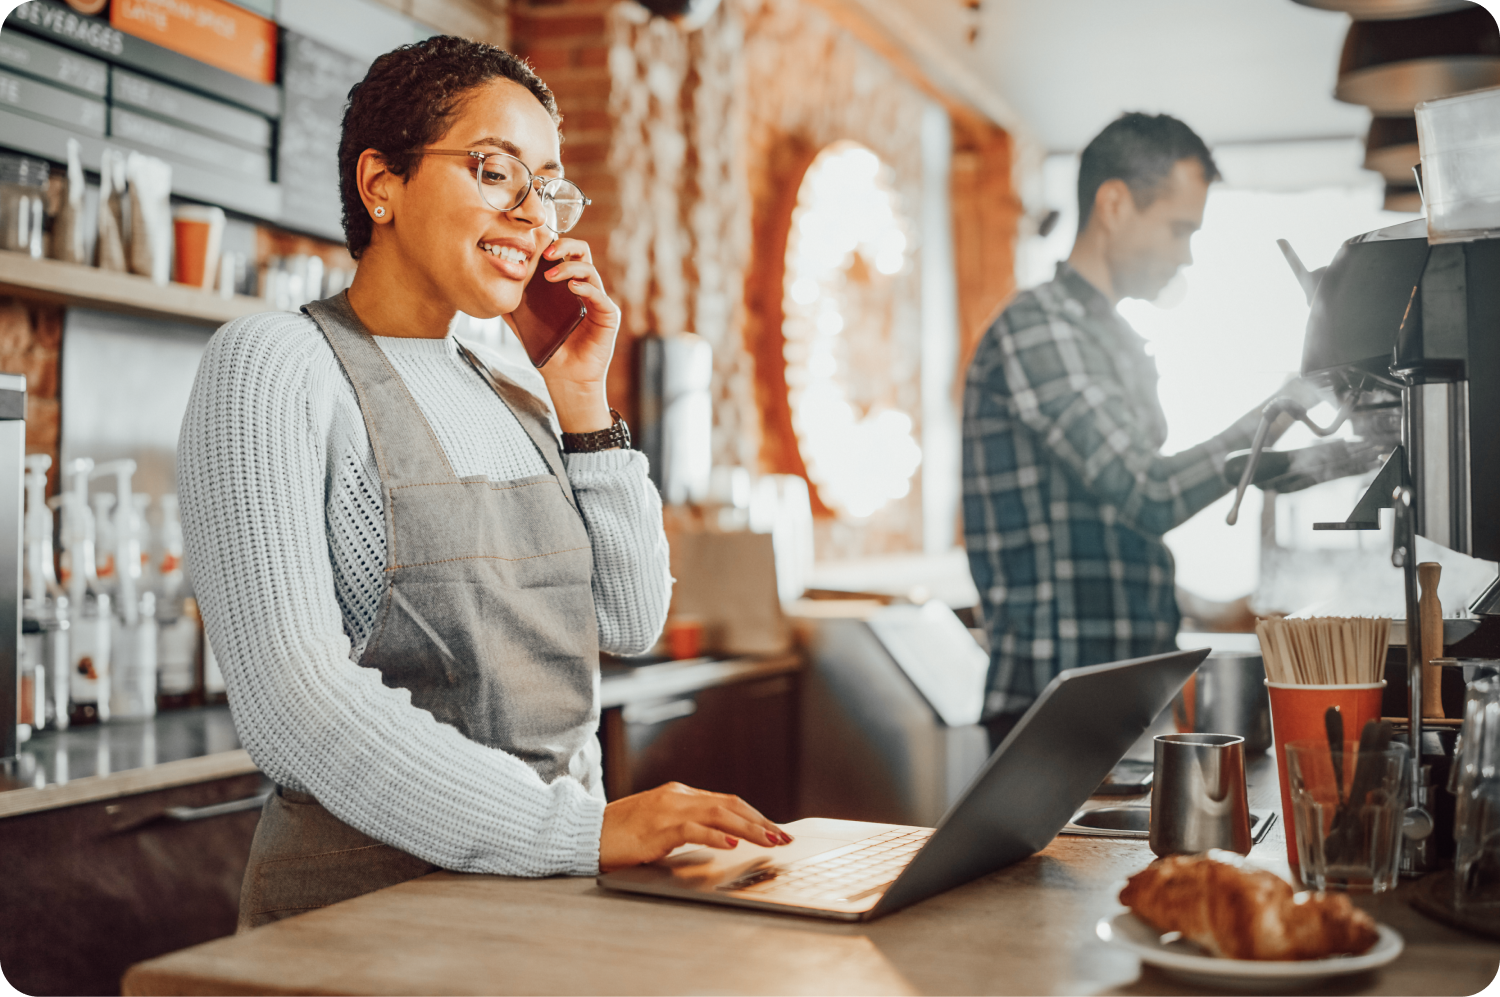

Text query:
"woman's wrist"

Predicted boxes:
[[546, 380, 612, 434]]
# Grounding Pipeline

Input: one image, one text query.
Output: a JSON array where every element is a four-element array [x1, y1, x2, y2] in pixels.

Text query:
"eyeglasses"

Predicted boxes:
[[423, 149, 591, 234]]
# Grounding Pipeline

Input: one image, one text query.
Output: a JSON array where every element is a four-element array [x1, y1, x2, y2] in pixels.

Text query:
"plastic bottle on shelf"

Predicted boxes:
[[155, 494, 198, 709], [91, 460, 156, 720], [90, 491, 116, 593], [132, 493, 151, 585], [155, 494, 185, 608], [21, 454, 69, 733], [58, 459, 110, 725]]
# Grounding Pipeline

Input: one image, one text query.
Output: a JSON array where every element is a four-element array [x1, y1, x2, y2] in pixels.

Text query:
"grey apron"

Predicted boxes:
[[237, 292, 600, 930]]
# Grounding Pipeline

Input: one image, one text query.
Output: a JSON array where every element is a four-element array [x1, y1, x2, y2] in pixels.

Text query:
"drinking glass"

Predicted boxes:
[[1286, 739, 1408, 892], [1453, 675, 1500, 913]]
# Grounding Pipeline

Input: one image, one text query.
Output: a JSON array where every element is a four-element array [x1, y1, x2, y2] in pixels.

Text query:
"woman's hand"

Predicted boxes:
[[599, 782, 793, 872], [534, 237, 620, 434]]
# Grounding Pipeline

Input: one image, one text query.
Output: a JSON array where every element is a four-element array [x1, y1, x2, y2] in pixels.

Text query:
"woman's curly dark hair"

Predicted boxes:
[[338, 36, 560, 259]]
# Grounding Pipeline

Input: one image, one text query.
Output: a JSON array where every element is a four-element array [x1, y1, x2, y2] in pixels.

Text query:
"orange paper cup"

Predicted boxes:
[[1266, 681, 1385, 872]]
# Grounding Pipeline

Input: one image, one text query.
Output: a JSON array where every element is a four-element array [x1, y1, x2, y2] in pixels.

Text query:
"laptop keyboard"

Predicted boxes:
[[719, 827, 934, 903]]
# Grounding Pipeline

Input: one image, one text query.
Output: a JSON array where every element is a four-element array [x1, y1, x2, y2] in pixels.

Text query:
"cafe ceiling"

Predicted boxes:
[[883, 0, 1373, 153]]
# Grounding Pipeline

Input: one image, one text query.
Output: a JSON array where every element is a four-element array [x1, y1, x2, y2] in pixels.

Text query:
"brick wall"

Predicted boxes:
[[0, 300, 62, 493], [510, 0, 633, 420]]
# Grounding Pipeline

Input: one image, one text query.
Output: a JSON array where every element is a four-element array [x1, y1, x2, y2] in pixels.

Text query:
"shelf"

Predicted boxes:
[[0, 250, 268, 326]]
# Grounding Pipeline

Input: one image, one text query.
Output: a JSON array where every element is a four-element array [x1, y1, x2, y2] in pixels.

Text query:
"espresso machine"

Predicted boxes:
[[1243, 215, 1500, 872]]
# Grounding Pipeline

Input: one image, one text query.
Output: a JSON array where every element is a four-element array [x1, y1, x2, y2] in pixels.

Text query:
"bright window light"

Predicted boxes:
[[1115, 184, 1417, 601]]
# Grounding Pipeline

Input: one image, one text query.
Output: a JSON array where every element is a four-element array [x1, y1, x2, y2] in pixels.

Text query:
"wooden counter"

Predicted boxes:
[[121, 832, 1498, 996]]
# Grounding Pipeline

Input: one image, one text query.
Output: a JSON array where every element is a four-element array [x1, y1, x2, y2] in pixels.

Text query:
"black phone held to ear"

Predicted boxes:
[[505, 257, 587, 368]]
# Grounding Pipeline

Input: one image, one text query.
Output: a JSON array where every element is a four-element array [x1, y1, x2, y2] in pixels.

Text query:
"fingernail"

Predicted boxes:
[[726, 837, 739, 848]]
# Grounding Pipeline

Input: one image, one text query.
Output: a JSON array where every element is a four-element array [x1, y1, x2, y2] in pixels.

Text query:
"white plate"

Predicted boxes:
[[1097, 911, 1404, 991]]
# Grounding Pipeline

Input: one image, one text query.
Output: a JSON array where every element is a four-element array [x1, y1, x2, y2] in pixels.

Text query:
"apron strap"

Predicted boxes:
[[304, 293, 457, 486], [455, 342, 583, 518]]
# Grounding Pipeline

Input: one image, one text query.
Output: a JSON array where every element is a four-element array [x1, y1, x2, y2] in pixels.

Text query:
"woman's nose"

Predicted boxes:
[[508, 181, 547, 227]]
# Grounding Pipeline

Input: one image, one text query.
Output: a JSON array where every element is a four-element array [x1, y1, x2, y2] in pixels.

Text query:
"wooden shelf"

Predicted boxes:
[[0, 250, 268, 326]]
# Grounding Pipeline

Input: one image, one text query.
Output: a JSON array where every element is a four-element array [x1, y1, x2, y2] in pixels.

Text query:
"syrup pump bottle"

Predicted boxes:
[[91, 491, 116, 589], [91, 461, 157, 720], [58, 458, 110, 725], [21, 455, 68, 733], [154, 494, 198, 709]]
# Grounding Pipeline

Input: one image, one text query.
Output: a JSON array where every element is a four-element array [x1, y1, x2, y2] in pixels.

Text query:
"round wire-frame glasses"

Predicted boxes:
[[423, 149, 590, 234]]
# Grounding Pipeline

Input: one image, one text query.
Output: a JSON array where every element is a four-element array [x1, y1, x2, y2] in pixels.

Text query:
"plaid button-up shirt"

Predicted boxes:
[[962, 263, 1260, 716]]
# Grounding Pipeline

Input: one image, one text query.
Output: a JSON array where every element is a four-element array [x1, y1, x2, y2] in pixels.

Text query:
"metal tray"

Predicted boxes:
[[1060, 805, 1277, 845]]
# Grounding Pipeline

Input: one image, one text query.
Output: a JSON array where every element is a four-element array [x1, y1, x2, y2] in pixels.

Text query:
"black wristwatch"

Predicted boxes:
[[561, 409, 632, 453]]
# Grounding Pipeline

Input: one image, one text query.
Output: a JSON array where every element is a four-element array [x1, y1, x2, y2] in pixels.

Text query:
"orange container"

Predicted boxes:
[[666, 616, 704, 661], [1266, 681, 1385, 873]]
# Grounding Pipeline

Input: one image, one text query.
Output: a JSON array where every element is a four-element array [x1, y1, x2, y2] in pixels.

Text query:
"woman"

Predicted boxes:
[[178, 36, 789, 930]]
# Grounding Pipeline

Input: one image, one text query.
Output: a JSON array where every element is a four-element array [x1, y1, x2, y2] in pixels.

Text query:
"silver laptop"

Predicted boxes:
[[597, 647, 1206, 921]]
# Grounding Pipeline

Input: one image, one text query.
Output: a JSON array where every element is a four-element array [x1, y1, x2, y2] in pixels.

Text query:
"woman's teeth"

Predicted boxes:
[[481, 243, 528, 265]]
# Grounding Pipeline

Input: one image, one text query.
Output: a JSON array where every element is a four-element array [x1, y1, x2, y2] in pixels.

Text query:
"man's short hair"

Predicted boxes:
[[1076, 113, 1220, 232]]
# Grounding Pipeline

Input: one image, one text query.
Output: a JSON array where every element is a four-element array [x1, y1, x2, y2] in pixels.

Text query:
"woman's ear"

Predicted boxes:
[[357, 148, 397, 225]]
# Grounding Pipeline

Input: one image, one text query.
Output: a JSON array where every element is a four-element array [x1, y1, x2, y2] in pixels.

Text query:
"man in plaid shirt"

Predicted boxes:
[[964, 113, 1323, 742]]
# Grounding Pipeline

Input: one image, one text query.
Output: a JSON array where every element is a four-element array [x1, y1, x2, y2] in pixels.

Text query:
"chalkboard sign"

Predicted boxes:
[[277, 31, 367, 243], [6, 0, 280, 116]]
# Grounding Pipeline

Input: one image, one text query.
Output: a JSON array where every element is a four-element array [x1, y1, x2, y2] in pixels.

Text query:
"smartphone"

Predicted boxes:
[[505, 252, 587, 368]]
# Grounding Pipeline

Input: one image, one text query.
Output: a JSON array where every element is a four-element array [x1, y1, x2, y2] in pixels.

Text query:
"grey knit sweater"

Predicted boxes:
[[177, 310, 671, 877]]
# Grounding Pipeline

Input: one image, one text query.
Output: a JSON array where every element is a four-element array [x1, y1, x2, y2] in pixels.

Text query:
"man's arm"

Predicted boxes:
[[979, 311, 1261, 537]]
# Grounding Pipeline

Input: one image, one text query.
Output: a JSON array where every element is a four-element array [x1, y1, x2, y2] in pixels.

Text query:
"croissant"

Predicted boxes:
[[1118, 851, 1379, 961]]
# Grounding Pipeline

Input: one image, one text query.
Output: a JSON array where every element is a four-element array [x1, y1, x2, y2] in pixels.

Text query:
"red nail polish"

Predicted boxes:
[[726, 837, 739, 847]]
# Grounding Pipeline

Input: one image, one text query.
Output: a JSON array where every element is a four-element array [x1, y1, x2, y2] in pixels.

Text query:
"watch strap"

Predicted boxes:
[[561, 409, 632, 453]]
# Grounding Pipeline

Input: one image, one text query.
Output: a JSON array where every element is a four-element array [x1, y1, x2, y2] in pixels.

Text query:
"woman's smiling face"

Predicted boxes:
[[374, 77, 562, 320]]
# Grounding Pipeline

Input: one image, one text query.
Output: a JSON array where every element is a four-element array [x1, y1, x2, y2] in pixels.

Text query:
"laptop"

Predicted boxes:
[[597, 647, 1207, 921]]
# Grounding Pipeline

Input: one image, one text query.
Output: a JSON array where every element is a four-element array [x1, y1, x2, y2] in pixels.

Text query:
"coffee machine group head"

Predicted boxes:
[[1302, 219, 1500, 569]]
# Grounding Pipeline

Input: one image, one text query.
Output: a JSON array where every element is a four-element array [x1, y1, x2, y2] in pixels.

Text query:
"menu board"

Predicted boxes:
[[6, 0, 280, 116], [110, 0, 276, 86], [0, 29, 107, 97], [278, 31, 368, 242], [0, 66, 105, 134], [111, 67, 271, 147]]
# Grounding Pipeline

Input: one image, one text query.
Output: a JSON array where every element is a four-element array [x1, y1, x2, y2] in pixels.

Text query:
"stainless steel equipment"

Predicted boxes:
[[1173, 652, 1273, 754], [637, 334, 713, 506], [1149, 733, 1253, 857], [792, 605, 990, 827], [1261, 215, 1500, 873], [0, 374, 26, 759]]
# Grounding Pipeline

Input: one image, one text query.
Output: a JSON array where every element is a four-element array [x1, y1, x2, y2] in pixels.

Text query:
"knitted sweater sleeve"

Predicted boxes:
[[565, 448, 672, 655], [177, 313, 604, 876]]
